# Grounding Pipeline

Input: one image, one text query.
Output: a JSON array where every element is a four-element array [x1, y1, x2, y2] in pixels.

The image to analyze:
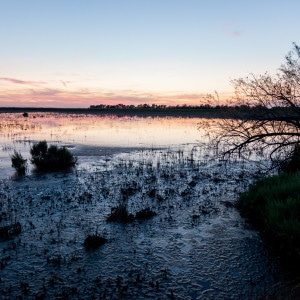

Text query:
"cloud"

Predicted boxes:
[[0, 77, 46, 85], [61, 80, 71, 87], [30, 88, 61, 96], [0, 83, 230, 108]]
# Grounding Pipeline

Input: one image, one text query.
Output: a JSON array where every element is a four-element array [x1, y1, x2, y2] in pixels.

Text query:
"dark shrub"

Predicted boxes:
[[237, 172, 300, 265], [10, 150, 27, 175], [30, 141, 77, 172], [84, 234, 107, 250], [279, 144, 300, 173], [30, 140, 47, 164]]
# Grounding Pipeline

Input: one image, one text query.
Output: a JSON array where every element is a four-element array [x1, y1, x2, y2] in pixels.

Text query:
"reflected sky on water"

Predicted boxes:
[[0, 112, 211, 178]]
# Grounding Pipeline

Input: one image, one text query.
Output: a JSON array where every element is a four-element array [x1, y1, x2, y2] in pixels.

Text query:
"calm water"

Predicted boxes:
[[0, 113, 206, 178], [0, 113, 286, 299]]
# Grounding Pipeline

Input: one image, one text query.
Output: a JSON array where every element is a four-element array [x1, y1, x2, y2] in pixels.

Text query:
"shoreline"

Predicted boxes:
[[0, 106, 230, 118]]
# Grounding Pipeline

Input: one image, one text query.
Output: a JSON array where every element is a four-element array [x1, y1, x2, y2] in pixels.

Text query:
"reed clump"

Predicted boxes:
[[11, 151, 27, 175]]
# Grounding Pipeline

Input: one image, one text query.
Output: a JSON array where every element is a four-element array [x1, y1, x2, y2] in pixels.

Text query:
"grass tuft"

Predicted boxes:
[[11, 150, 27, 175], [135, 207, 157, 220], [107, 203, 134, 223], [84, 234, 107, 250]]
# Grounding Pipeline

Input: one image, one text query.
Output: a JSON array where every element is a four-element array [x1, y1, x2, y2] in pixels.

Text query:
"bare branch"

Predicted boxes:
[[214, 45, 300, 169]]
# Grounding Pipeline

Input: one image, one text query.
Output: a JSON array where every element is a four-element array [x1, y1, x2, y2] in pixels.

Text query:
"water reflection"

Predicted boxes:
[[0, 113, 208, 178], [0, 113, 205, 148]]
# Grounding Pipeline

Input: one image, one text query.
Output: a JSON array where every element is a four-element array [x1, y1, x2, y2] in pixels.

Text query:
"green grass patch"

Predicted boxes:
[[237, 171, 300, 266]]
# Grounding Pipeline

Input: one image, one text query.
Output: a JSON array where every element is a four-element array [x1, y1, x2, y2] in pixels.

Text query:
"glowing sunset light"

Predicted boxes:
[[0, 1, 299, 107]]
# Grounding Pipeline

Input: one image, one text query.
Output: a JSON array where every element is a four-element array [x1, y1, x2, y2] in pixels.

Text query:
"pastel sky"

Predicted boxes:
[[1, 0, 300, 108]]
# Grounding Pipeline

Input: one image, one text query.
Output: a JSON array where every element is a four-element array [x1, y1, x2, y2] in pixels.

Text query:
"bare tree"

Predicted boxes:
[[214, 44, 300, 167]]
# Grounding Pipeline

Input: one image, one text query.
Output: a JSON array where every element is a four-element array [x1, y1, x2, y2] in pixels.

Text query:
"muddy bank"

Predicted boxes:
[[0, 147, 285, 299]]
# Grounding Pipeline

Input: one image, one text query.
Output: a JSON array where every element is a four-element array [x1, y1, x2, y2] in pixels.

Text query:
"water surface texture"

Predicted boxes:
[[0, 113, 285, 299]]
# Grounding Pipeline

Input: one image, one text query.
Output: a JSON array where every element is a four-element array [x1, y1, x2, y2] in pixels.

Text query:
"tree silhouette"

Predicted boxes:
[[215, 43, 300, 168]]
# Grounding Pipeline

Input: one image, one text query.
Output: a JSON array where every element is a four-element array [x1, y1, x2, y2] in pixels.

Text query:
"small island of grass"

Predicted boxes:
[[11, 141, 77, 175]]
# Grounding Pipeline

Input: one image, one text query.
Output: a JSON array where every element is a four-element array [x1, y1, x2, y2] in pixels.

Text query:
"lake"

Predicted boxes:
[[0, 113, 208, 178], [0, 112, 286, 299]]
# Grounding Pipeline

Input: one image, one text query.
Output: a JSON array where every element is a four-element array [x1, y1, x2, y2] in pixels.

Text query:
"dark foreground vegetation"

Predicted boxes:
[[10, 150, 27, 175], [11, 141, 77, 174], [225, 44, 300, 277], [237, 171, 300, 270], [84, 234, 107, 250], [30, 141, 77, 172]]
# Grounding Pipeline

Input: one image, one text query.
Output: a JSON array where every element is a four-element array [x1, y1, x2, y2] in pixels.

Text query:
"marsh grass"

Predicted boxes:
[[10, 150, 27, 175], [237, 171, 300, 266]]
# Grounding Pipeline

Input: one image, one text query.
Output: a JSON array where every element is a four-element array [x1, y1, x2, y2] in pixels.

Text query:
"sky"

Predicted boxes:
[[0, 0, 300, 108]]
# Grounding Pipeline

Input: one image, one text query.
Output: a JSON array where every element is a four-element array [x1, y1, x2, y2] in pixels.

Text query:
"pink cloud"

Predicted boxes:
[[0, 85, 231, 108], [30, 89, 61, 96], [61, 80, 71, 87]]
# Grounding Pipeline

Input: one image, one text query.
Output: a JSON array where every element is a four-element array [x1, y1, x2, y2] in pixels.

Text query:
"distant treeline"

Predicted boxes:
[[0, 104, 298, 120], [88, 103, 262, 118], [89, 103, 273, 112], [90, 103, 228, 110], [89, 104, 300, 119]]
